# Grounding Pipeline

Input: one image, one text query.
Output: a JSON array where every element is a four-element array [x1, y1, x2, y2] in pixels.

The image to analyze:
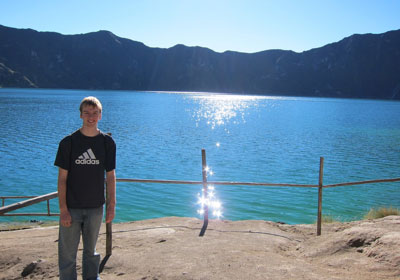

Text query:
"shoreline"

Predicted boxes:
[[2, 87, 400, 102], [0, 215, 357, 232], [0, 220, 59, 231], [0, 210, 393, 232], [1, 216, 399, 279]]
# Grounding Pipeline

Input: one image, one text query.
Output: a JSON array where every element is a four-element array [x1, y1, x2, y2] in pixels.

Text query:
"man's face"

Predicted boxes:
[[80, 105, 102, 128]]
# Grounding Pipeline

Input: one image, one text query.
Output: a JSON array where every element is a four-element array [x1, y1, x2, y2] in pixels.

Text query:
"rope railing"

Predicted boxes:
[[324, 177, 400, 188], [116, 155, 400, 237], [117, 178, 319, 188], [1, 150, 399, 239]]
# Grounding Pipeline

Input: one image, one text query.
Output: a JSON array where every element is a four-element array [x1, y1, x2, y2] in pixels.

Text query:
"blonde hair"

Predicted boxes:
[[79, 96, 102, 113]]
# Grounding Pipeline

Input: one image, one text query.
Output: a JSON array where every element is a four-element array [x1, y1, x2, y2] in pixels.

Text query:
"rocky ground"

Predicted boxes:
[[0, 216, 399, 280]]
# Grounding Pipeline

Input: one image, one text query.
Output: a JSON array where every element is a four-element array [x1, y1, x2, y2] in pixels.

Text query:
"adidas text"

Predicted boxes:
[[75, 148, 99, 165], [75, 159, 100, 165]]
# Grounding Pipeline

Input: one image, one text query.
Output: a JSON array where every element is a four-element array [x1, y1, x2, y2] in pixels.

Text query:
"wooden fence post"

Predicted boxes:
[[199, 149, 209, 236], [99, 133, 113, 273], [317, 157, 324, 236], [99, 177, 113, 273], [106, 222, 112, 255], [106, 132, 113, 257], [47, 200, 51, 216]]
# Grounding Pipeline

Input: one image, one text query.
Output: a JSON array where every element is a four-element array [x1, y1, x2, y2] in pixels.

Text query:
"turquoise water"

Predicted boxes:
[[0, 88, 399, 224]]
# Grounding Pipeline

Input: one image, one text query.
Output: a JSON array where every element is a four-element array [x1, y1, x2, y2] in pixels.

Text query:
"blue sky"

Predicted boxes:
[[1, 0, 399, 53]]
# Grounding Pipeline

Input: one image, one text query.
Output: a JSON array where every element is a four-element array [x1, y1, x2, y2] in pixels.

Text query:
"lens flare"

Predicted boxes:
[[213, 210, 222, 219], [197, 169, 223, 219]]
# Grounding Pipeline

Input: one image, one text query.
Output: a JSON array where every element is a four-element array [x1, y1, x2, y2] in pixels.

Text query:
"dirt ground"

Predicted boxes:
[[0, 216, 399, 280]]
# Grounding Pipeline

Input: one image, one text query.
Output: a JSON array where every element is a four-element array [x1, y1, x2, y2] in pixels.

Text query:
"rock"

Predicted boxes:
[[21, 261, 37, 277], [364, 231, 400, 267]]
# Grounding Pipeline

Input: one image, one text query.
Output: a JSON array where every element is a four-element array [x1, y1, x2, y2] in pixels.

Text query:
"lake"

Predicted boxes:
[[0, 88, 399, 224]]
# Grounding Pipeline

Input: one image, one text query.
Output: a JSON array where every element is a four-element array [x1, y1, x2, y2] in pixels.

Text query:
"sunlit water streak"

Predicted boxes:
[[0, 89, 400, 224], [197, 166, 223, 219]]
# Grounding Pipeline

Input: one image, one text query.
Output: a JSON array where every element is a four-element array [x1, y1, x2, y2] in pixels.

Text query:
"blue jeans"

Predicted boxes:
[[58, 207, 103, 280]]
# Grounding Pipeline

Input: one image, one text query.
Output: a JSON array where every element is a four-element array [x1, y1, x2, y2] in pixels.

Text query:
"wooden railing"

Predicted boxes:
[[1, 196, 36, 207], [114, 153, 400, 237], [0, 192, 59, 217], [1, 149, 399, 238]]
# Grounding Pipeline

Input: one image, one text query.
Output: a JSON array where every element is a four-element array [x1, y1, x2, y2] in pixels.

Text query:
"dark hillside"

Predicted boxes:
[[1, 25, 399, 99]]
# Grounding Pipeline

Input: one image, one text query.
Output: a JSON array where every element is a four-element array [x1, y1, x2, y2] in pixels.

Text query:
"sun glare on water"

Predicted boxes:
[[189, 94, 277, 219], [197, 166, 223, 219], [189, 94, 282, 220], [189, 93, 272, 130]]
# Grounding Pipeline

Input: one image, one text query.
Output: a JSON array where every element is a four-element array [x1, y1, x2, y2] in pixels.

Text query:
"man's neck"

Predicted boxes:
[[80, 126, 100, 137]]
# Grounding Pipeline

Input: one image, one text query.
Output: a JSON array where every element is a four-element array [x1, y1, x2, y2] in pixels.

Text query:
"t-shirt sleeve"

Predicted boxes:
[[54, 136, 71, 170], [105, 135, 116, 172]]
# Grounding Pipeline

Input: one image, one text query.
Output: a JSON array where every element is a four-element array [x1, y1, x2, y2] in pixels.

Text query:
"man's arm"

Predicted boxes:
[[58, 168, 72, 227], [105, 169, 116, 223]]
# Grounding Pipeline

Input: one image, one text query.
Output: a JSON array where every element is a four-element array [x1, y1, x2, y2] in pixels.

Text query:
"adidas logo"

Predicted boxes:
[[75, 148, 100, 165]]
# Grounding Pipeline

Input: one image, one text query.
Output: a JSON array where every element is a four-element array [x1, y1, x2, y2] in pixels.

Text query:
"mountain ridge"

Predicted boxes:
[[1, 25, 399, 99]]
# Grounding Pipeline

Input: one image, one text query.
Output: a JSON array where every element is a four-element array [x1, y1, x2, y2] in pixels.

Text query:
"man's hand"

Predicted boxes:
[[105, 204, 115, 223], [105, 206, 115, 223], [60, 209, 72, 227], [58, 168, 71, 227], [105, 169, 116, 224]]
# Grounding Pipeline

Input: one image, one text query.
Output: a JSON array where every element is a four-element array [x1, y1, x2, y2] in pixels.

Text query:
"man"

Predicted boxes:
[[55, 96, 116, 280]]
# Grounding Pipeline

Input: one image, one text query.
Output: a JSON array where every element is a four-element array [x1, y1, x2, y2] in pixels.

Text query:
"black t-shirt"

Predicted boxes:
[[54, 130, 116, 208]]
